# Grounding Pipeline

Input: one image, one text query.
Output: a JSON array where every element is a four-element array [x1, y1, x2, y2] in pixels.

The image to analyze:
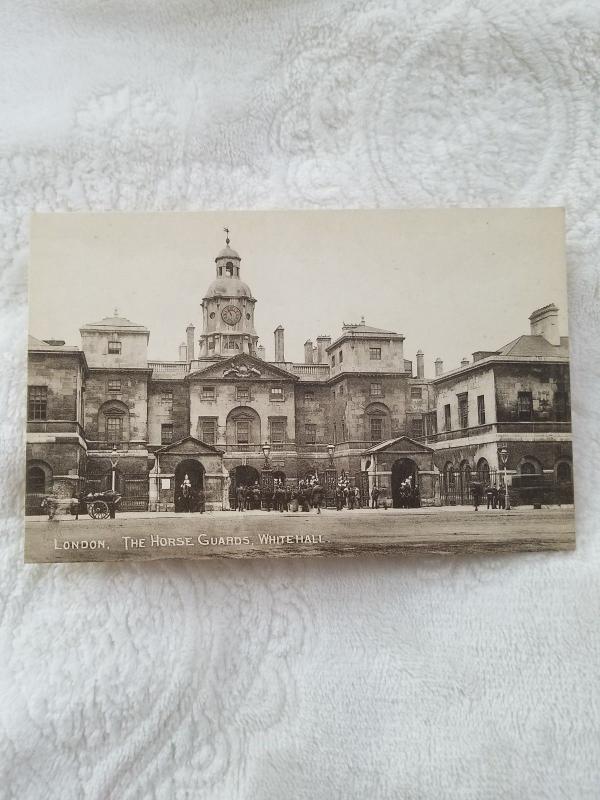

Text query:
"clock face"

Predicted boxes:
[[221, 305, 242, 326]]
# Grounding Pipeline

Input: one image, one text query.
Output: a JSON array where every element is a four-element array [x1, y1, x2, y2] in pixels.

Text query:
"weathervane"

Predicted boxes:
[[224, 226, 230, 245]]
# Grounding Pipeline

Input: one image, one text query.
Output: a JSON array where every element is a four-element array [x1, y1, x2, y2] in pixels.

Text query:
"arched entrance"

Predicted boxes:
[[174, 459, 205, 512], [229, 465, 260, 506], [391, 458, 418, 508]]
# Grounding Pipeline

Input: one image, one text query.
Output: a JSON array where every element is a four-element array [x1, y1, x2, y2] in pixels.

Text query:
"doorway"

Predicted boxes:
[[391, 458, 418, 508], [174, 459, 205, 512]]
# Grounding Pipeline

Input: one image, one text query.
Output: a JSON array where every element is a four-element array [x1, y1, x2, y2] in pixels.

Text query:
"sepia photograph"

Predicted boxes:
[[24, 209, 575, 562]]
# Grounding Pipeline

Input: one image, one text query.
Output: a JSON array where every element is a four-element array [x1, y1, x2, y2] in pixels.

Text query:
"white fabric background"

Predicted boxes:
[[1, 1, 599, 798]]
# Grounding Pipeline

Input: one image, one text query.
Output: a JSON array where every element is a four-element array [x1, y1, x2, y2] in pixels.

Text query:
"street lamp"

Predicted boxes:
[[498, 446, 511, 511], [327, 443, 335, 467], [262, 441, 271, 470]]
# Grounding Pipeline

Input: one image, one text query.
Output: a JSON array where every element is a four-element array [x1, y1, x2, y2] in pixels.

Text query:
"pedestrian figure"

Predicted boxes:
[[498, 485, 506, 509], [252, 482, 261, 510], [236, 484, 245, 512], [485, 486, 496, 510], [371, 485, 380, 509], [471, 481, 483, 512], [311, 481, 324, 514]]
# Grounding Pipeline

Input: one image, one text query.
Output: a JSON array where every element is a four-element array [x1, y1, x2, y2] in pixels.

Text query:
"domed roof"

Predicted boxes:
[[204, 277, 253, 299], [215, 244, 241, 261]]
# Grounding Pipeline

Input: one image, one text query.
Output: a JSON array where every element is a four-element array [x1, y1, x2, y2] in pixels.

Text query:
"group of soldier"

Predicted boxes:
[[235, 477, 326, 513]]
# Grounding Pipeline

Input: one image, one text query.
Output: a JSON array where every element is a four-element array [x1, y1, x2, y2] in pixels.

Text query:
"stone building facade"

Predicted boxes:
[[26, 238, 573, 512]]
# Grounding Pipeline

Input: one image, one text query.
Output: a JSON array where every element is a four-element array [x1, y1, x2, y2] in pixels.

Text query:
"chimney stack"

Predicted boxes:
[[435, 357, 444, 377], [316, 335, 331, 363], [274, 326, 285, 362], [257, 344, 266, 361], [186, 324, 195, 362], [179, 342, 188, 361], [529, 303, 560, 346], [461, 357, 469, 368], [304, 340, 314, 364], [416, 349, 424, 379]]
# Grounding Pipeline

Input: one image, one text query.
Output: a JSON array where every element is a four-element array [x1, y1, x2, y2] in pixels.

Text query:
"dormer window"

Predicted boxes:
[[108, 340, 121, 354]]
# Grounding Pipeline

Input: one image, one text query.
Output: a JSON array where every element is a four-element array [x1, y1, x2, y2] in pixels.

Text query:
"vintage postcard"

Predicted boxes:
[[24, 209, 575, 562]]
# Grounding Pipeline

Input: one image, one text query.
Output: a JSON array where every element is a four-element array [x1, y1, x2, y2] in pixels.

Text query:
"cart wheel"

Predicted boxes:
[[89, 500, 110, 520]]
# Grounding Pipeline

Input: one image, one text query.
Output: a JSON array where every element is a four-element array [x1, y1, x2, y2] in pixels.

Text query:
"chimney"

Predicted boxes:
[[257, 344, 266, 360], [179, 342, 188, 361], [316, 335, 331, 363], [435, 357, 444, 377], [304, 340, 314, 364], [186, 324, 195, 362], [416, 349, 424, 379], [461, 357, 469, 368], [274, 326, 285, 362], [529, 303, 560, 346]]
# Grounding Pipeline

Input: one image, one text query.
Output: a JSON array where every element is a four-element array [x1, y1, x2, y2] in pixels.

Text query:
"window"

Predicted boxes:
[[270, 419, 285, 444], [369, 347, 381, 360], [223, 336, 239, 350], [108, 341, 121, 354], [304, 423, 317, 444], [225, 261, 234, 276], [477, 395, 486, 425], [208, 339, 215, 350], [457, 393, 468, 429], [332, 355, 336, 367], [28, 386, 48, 420], [161, 424, 173, 444], [236, 420, 250, 444], [410, 387, 422, 400], [270, 386, 284, 402], [201, 419, 216, 445], [108, 379, 121, 393], [339, 385, 344, 396], [304, 391, 314, 404], [339, 350, 343, 363], [106, 416, 123, 443], [521, 461, 536, 475], [370, 417, 383, 442], [517, 391, 533, 420], [161, 389, 173, 404], [201, 386, 215, 401], [370, 383, 382, 397], [236, 386, 250, 402], [410, 418, 424, 438], [444, 404, 451, 431]]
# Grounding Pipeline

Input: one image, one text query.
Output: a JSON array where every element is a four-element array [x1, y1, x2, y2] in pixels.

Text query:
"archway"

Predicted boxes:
[[391, 458, 418, 508], [174, 459, 205, 512], [229, 465, 260, 506]]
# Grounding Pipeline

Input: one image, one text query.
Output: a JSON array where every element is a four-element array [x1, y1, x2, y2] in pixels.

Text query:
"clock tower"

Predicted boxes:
[[198, 231, 259, 359]]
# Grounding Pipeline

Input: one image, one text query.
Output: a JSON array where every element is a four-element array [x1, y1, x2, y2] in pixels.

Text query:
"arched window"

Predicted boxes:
[[477, 457, 490, 485], [26, 466, 46, 494], [521, 462, 537, 475]]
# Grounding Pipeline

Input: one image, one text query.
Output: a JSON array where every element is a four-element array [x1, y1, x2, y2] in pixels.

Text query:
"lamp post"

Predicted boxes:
[[327, 443, 335, 468], [110, 444, 120, 493], [498, 446, 510, 511], [262, 441, 271, 470]]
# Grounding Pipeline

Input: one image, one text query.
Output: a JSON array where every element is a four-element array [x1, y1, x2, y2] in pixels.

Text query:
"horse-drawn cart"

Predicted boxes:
[[80, 491, 121, 519]]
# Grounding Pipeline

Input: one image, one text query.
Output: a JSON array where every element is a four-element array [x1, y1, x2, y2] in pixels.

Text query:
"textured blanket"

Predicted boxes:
[[1, 1, 599, 798]]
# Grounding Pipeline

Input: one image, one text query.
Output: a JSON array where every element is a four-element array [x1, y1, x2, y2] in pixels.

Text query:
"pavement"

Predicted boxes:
[[25, 504, 575, 522]]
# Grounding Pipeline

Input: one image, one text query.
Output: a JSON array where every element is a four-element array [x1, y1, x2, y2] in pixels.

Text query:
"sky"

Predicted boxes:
[[29, 209, 569, 376]]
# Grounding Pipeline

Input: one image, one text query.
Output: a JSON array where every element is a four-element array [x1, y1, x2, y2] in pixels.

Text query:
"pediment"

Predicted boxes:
[[155, 436, 223, 456], [363, 436, 434, 455], [188, 353, 298, 382]]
